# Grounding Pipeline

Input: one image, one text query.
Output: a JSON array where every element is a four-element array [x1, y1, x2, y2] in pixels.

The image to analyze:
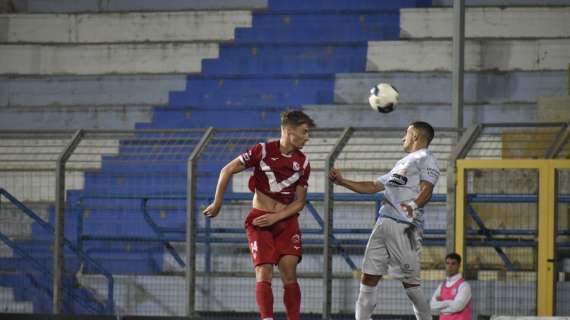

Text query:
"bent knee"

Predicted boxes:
[[255, 264, 273, 282], [361, 273, 382, 287], [402, 282, 420, 289], [279, 267, 298, 284]]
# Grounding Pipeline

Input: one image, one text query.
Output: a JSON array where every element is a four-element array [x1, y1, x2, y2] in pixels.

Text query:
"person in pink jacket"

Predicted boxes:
[[430, 253, 473, 320]]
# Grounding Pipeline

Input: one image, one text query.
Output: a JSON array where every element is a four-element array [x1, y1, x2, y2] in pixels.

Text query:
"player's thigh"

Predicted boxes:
[[384, 221, 421, 284], [361, 221, 389, 276], [274, 216, 302, 260], [246, 224, 278, 266]]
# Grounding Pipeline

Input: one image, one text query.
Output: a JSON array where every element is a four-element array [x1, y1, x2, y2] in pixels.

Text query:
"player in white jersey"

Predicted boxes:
[[329, 121, 440, 320]]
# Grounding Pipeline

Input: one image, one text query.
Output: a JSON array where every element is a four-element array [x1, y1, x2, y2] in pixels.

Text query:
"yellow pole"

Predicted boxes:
[[537, 163, 554, 316]]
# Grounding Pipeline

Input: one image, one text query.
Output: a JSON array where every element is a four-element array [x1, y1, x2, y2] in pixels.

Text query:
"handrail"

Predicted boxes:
[[0, 232, 106, 314], [74, 191, 570, 271], [0, 188, 115, 314], [79, 191, 570, 203]]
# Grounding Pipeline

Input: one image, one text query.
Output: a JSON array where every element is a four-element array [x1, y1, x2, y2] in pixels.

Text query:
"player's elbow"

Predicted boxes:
[[292, 197, 307, 211], [296, 198, 307, 209], [220, 165, 233, 177], [221, 161, 242, 176]]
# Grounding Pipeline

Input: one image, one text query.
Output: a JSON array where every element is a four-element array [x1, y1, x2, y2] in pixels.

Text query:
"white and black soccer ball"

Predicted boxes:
[[368, 83, 399, 113]]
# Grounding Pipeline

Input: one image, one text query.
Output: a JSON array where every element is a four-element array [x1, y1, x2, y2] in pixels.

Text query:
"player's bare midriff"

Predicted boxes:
[[252, 190, 288, 212]]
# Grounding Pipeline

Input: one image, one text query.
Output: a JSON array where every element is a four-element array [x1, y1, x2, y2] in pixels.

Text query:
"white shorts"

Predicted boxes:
[[361, 217, 423, 285]]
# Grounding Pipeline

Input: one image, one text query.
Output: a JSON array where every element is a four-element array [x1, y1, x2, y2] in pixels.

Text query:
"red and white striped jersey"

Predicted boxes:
[[239, 140, 310, 204]]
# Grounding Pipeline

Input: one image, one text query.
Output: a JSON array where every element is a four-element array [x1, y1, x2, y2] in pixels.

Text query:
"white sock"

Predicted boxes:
[[355, 283, 377, 320], [405, 285, 431, 320]]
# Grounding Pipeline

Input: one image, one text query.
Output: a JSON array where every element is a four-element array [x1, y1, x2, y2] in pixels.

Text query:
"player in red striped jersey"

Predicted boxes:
[[203, 110, 315, 320]]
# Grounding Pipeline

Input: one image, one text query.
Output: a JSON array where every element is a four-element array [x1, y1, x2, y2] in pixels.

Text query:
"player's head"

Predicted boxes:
[[280, 110, 315, 150], [445, 252, 462, 277], [402, 121, 435, 152]]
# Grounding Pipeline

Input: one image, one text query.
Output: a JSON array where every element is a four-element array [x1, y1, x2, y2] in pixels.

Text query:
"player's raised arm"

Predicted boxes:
[[329, 168, 384, 194], [203, 156, 247, 218]]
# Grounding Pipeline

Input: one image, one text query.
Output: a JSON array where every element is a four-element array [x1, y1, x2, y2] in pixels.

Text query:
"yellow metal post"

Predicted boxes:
[[537, 163, 554, 316]]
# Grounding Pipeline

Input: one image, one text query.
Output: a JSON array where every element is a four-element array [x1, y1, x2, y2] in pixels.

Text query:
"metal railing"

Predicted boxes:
[[3, 124, 567, 317], [0, 187, 114, 314]]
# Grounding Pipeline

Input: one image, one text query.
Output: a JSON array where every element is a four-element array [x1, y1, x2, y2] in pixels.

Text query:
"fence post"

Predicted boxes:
[[452, 0, 465, 132], [323, 127, 353, 319], [54, 129, 84, 314], [187, 127, 215, 318], [446, 125, 480, 254]]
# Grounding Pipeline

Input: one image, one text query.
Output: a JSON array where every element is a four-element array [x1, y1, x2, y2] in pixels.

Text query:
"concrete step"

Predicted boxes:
[[0, 287, 13, 300], [12, 0, 267, 13], [0, 43, 219, 75], [0, 222, 32, 238], [1, 11, 252, 43], [0, 138, 118, 169], [0, 75, 186, 107], [0, 202, 50, 221], [0, 104, 153, 130], [366, 39, 570, 72], [0, 300, 34, 313], [431, 0, 570, 6], [0, 171, 84, 202], [0, 245, 13, 257], [401, 7, 570, 39]]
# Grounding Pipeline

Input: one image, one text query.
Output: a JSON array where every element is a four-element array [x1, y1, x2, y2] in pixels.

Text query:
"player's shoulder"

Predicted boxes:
[[411, 148, 437, 162], [262, 139, 280, 153], [406, 148, 427, 162], [265, 139, 279, 147]]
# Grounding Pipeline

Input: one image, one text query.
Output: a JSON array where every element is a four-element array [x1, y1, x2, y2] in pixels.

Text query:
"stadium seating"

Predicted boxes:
[[304, 6, 570, 127], [1, 0, 569, 316]]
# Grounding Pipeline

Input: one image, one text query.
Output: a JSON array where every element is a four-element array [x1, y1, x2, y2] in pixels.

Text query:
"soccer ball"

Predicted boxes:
[[368, 83, 399, 113]]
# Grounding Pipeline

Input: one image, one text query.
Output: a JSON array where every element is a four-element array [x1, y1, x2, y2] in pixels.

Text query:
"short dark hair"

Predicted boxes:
[[410, 121, 434, 145], [281, 110, 316, 128], [446, 252, 462, 265]]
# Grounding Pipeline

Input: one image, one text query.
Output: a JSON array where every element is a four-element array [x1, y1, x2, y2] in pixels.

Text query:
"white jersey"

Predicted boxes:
[[377, 148, 440, 229]]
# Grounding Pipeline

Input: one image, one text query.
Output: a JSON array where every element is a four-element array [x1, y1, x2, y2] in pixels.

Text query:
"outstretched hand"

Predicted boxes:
[[202, 203, 221, 218], [328, 168, 343, 185]]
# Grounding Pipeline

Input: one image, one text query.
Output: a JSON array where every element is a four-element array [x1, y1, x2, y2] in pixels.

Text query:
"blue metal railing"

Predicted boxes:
[[0, 188, 115, 314], [76, 191, 570, 272], [0, 233, 106, 314], [77, 192, 443, 273]]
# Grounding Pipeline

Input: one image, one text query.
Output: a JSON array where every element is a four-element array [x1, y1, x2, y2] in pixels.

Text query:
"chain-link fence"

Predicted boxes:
[[456, 123, 570, 318], [186, 126, 458, 319], [69, 129, 206, 317], [0, 126, 456, 318], [2, 124, 568, 318], [0, 130, 114, 314]]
